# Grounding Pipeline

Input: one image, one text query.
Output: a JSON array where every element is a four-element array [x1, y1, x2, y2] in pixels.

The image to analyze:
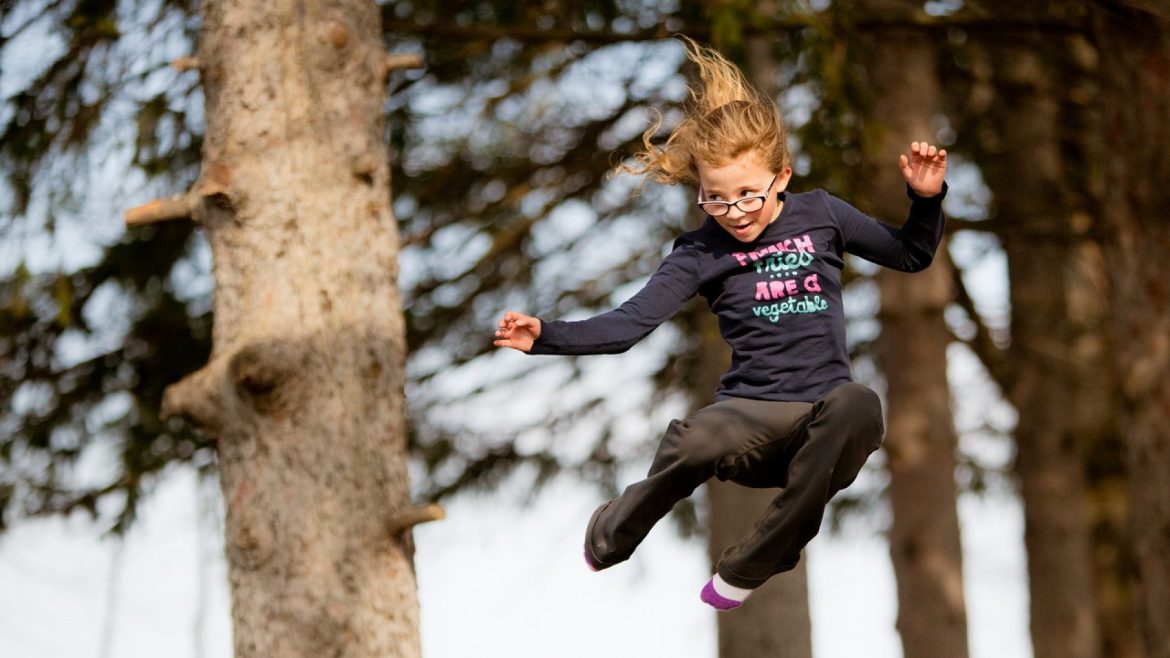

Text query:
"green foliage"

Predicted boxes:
[[1, 0, 713, 534], [386, 1, 711, 504], [2, 0, 207, 535], [2, 222, 215, 534], [2, 0, 974, 537]]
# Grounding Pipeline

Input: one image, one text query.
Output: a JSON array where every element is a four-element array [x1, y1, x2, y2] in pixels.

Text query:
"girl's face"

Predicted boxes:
[[696, 152, 792, 243]]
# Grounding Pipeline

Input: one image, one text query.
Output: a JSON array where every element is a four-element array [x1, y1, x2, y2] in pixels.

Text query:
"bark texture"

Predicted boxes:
[[701, 34, 814, 658], [975, 37, 1103, 658], [1094, 6, 1170, 657], [164, 2, 421, 656], [857, 10, 971, 658], [1073, 247, 1139, 658], [877, 244, 968, 658], [708, 480, 814, 658], [683, 305, 814, 657]]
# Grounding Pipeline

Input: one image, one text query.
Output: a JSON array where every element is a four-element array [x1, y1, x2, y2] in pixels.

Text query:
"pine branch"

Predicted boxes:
[[381, 13, 1086, 46], [950, 264, 1014, 394]]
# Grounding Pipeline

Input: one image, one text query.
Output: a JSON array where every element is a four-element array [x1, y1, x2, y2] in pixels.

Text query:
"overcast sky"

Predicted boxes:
[[1, 453, 1030, 658]]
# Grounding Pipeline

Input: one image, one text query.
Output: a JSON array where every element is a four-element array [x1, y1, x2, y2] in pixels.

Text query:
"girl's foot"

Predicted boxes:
[[700, 574, 754, 611], [583, 500, 622, 572]]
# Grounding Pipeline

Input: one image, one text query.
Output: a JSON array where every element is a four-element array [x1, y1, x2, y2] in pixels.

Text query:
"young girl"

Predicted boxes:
[[493, 37, 948, 611]]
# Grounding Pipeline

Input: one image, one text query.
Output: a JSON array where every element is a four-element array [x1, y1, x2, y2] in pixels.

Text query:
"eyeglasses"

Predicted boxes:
[[697, 175, 778, 217]]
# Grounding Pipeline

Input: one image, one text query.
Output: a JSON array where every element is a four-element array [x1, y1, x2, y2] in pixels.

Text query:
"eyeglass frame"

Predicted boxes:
[[696, 174, 779, 217]]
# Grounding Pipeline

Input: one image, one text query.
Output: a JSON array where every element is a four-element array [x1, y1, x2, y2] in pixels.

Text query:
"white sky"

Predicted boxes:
[[0, 459, 1030, 658]]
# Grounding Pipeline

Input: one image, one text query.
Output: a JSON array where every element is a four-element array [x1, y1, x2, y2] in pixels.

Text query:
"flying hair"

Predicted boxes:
[[616, 35, 790, 187]]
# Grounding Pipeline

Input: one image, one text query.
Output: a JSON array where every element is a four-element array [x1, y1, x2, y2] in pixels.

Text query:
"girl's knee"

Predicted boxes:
[[822, 383, 884, 449], [655, 416, 727, 470], [828, 382, 882, 422], [827, 381, 878, 408], [660, 402, 755, 466]]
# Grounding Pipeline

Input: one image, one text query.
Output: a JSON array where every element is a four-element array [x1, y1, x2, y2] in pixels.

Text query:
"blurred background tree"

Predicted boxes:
[[3, 1, 1168, 657]]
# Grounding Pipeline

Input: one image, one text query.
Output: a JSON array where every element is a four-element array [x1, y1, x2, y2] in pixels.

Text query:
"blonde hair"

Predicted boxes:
[[619, 36, 790, 186]]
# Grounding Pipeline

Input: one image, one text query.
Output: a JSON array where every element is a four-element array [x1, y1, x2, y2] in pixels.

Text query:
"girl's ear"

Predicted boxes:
[[775, 167, 794, 192]]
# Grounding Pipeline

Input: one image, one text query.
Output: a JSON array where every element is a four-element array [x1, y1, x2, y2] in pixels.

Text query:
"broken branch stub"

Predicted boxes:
[[124, 193, 198, 226], [171, 57, 202, 72], [388, 503, 445, 535], [383, 52, 424, 82]]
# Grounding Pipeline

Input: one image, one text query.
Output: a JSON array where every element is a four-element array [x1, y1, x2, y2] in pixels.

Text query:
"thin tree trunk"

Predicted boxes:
[[699, 34, 814, 658], [877, 250, 969, 658], [162, 2, 422, 656], [857, 9, 971, 657], [1069, 242, 1140, 658], [1094, 6, 1170, 657], [976, 38, 1102, 658], [708, 479, 814, 658], [689, 304, 814, 657]]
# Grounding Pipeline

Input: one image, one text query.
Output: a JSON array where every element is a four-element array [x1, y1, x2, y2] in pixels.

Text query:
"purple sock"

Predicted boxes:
[[584, 549, 599, 572], [700, 575, 751, 611]]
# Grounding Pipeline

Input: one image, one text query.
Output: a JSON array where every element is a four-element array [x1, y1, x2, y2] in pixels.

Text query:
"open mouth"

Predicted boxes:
[[719, 216, 759, 240]]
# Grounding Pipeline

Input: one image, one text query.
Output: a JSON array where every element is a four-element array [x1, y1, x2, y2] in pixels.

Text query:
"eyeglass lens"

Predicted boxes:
[[701, 196, 765, 216]]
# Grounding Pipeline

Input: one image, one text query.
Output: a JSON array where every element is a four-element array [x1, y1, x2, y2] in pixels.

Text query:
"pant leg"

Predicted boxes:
[[716, 382, 885, 588], [586, 396, 812, 567]]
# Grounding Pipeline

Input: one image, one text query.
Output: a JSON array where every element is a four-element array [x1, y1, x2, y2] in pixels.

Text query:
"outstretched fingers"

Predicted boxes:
[[900, 141, 948, 196], [493, 311, 540, 352], [906, 141, 947, 166]]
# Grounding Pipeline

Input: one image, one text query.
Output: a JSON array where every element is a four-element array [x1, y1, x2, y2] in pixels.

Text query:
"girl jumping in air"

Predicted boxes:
[[493, 37, 948, 611]]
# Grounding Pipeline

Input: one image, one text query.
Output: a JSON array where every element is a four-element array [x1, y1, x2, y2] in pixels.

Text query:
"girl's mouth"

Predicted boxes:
[[720, 215, 763, 241]]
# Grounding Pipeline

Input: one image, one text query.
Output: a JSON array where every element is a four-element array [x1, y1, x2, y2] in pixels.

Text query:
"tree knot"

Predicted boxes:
[[229, 339, 309, 415]]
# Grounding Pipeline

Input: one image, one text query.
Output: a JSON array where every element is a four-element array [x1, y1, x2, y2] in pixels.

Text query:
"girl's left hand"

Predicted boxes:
[[899, 142, 947, 197], [493, 311, 541, 353]]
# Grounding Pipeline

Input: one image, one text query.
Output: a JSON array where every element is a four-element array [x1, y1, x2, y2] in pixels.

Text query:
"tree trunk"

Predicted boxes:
[[1094, 6, 1170, 657], [689, 305, 814, 658], [698, 34, 814, 658], [857, 10, 971, 658], [708, 480, 814, 658], [1071, 244, 1140, 658], [162, 2, 421, 656], [976, 38, 1103, 658], [877, 248, 969, 658]]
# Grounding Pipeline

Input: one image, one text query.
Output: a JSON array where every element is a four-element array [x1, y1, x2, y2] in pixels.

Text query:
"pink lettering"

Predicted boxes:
[[756, 279, 800, 301], [792, 234, 815, 252], [755, 281, 770, 300], [735, 234, 817, 266], [804, 273, 821, 292]]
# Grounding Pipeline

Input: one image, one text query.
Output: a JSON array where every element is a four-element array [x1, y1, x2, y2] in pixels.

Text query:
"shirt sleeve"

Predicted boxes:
[[828, 183, 947, 272], [530, 240, 702, 355]]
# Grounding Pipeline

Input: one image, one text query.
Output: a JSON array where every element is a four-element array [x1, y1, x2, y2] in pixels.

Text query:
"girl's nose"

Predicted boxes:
[[726, 204, 747, 220]]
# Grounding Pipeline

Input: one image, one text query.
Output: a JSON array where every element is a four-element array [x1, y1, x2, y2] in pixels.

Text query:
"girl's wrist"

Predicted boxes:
[[908, 184, 944, 198]]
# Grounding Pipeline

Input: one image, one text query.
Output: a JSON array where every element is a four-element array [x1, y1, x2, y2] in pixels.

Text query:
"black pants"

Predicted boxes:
[[585, 382, 884, 589]]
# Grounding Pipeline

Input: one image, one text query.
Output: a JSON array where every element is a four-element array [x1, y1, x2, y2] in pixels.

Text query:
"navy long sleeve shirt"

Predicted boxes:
[[530, 185, 947, 402]]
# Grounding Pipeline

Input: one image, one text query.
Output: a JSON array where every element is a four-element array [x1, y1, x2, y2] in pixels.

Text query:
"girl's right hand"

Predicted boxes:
[[899, 141, 947, 197], [494, 311, 541, 353]]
